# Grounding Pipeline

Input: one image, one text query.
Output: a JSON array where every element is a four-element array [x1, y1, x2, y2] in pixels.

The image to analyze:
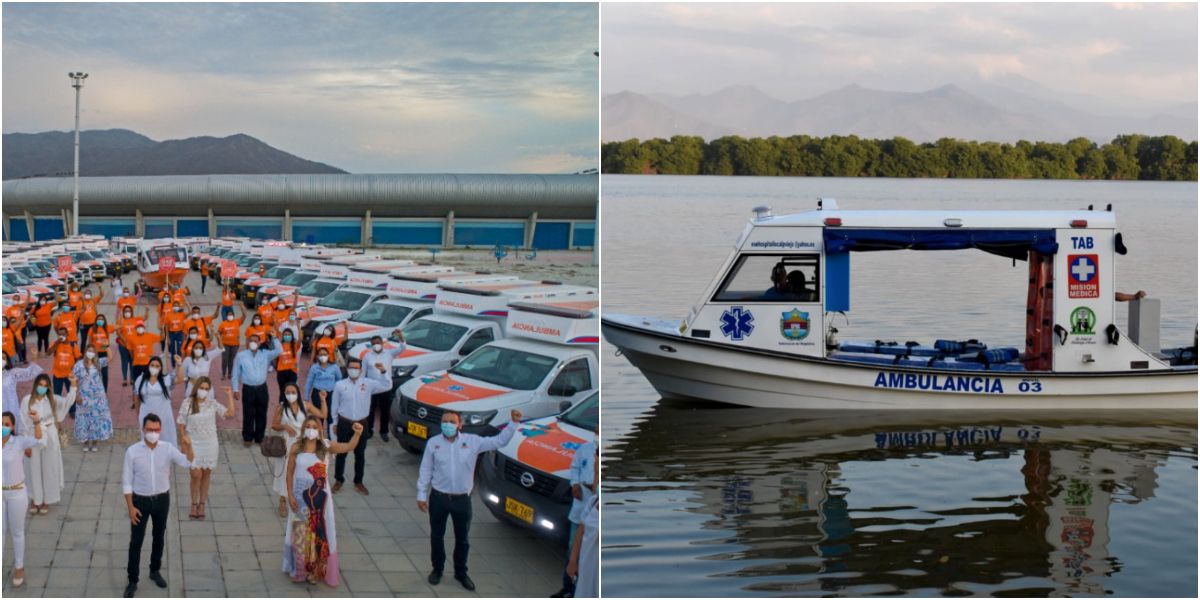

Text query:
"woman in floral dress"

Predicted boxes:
[[282, 414, 362, 586], [71, 343, 113, 452]]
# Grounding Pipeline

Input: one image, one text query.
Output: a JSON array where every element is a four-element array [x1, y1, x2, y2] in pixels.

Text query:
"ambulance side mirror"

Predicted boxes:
[[1114, 233, 1127, 255]]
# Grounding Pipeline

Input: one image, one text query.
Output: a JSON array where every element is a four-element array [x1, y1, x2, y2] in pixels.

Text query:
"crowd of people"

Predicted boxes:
[[2, 273, 599, 597]]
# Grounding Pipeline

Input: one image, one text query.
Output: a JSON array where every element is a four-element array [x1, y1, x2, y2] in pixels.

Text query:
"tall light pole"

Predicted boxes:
[[68, 72, 88, 236]]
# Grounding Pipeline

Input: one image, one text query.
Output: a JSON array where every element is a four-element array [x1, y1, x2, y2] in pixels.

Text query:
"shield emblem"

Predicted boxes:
[[780, 309, 809, 340]]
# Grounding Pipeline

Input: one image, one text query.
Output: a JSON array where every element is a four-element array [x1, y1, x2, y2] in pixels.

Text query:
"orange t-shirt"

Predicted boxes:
[[313, 336, 339, 360], [52, 341, 81, 377], [256, 305, 276, 328], [117, 295, 138, 315], [182, 336, 205, 357], [163, 310, 187, 333], [126, 331, 162, 366], [222, 289, 235, 307], [53, 312, 79, 342], [244, 324, 269, 346], [80, 298, 99, 325], [218, 317, 243, 347], [90, 325, 112, 354], [172, 288, 188, 305], [2, 328, 15, 358], [200, 263, 210, 276], [275, 341, 299, 372], [117, 317, 145, 348], [67, 290, 83, 310], [184, 315, 212, 343], [34, 302, 56, 327]]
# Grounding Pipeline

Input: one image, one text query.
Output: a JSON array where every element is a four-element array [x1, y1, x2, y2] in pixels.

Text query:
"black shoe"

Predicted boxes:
[[551, 588, 573, 598], [149, 571, 167, 588], [124, 582, 137, 598], [456, 574, 475, 591], [428, 570, 443, 585], [380, 432, 390, 442]]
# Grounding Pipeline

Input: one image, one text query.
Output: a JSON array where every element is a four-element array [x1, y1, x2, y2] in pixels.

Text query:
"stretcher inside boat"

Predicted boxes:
[[602, 200, 1198, 409]]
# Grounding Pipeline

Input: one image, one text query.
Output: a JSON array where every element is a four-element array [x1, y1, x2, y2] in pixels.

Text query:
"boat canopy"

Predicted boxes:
[[824, 228, 1059, 260]]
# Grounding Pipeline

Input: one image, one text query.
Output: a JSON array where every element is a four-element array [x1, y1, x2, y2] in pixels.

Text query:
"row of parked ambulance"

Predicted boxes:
[[3, 236, 139, 304], [190, 238, 598, 540]]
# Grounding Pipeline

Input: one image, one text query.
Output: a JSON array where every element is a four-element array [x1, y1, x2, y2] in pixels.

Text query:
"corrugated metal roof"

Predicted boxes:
[[2, 173, 597, 219]]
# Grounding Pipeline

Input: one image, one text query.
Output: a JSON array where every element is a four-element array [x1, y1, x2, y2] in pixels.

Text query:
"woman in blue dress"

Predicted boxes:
[[71, 343, 113, 452]]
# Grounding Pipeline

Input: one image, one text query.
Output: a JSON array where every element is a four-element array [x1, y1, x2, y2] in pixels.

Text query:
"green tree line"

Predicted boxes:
[[601, 134, 1198, 181]]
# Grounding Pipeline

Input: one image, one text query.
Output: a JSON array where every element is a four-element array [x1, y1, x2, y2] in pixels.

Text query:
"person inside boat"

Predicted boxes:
[[760, 263, 796, 301], [786, 270, 816, 302], [1115, 290, 1147, 301]]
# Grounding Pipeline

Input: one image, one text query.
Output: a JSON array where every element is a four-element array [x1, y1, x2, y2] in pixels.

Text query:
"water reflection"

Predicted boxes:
[[602, 403, 1197, 597]]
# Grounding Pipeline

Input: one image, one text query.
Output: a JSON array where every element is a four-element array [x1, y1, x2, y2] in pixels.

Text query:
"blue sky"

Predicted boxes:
[[3, 2, 598, 173], [602, 2, 1196, 115]]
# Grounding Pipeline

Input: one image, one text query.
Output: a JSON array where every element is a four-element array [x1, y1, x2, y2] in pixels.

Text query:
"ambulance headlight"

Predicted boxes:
[[393, 364, 416, 378], [462, 410, 497, 427]]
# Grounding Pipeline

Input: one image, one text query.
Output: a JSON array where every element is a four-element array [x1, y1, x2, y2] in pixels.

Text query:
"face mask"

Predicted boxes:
[[372, 344, 383, 353], [2, 426, 10, 438], [303, 428, 319, 440], [441, 422, 459, 438], [288, 314, 296, 321], [285, 392, 298, 403], [248, 342, 259, 351], [196, 388, 210, 399], [96, 319, 105, 327], [326, 330, 335, 338], [174, 307, 183, 312], [144, 431, 160, 444], [347, 368, 361, 379], [35, 385, 49, 396], [276, 305, 284, 310], [124, 292, 131, 297], [84, 294, 92, 299], [124, 311, 133, 318], [317, 355, 329, 364], [85, 350, 97, 360], [189, 333, 198, 340], [192, 313, 200, 319], [283, 334, 293, 342], [136, 326, 146, 334], [193, 348, 203, 357], [253, 319, 262, 325], [225, 314, 235, 321]]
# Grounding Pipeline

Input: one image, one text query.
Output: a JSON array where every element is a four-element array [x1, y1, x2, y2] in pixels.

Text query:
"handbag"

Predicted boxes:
[[261, 433, 287, 458]]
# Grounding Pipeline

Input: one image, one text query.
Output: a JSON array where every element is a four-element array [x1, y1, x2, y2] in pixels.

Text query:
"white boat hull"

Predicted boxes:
[[602, 314, 1199, 410]]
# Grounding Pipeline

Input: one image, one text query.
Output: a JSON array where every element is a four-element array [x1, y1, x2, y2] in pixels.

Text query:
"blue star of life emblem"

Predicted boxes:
[[448, 385, 464, 392], [521, 424, 550, 437], [719, 306, 755, 341]]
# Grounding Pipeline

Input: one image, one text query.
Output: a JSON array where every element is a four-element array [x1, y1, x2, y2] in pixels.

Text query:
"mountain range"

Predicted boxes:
[[603, 82, 1198, 144], [2, 129, 346, 180]]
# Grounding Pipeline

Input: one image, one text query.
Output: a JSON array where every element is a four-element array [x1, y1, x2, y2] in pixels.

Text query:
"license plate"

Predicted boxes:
[[246, 291, 255, 298], [505, 497, 534, 524], [406, 421, 428, 439]]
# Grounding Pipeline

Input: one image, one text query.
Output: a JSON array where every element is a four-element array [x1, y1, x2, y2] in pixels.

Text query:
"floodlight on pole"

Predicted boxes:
[[68, 71, 87, 236]]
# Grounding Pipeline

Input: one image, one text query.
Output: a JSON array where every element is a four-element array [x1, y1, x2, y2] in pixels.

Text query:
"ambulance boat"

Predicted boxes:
[[602, 202, 1198, 410]]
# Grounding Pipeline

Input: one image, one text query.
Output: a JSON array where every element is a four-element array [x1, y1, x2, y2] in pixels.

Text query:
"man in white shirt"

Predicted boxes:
[[122, 414, 193, 598], [329, 357, 391, 495], [361, 333, 405, 442], [416, 408, 521, 591]]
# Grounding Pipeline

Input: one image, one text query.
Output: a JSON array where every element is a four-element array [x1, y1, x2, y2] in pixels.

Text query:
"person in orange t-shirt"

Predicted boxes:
[[220, 282, 236, 319], [162, 301, 189, 368], [116, 286, 141, 316], [32, 296, 58, 353], [78, 285, 103, 348], [244, 313, 270, 351], [116, 306, 150, 386], [120, 320, 162, 389], [49, 327, 81, 396], [66, 284, 84, 312], [200, 261, 210, 294], [255, 302, 276, 329], [89, 314, 114, 391], [274, 329, 301, 395], [2, 320, 17, 361], [3, 296, 29, 364], [309, 321, 347, 365], [215, 305, 246, 380], [52, 304, 80, 343]]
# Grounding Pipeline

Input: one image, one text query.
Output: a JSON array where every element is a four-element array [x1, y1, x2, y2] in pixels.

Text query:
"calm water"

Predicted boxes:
[[600, 176, 1199, 597]]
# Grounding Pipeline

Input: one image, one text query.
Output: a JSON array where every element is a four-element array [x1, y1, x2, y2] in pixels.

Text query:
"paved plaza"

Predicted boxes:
[[2, 267, 568, 597]]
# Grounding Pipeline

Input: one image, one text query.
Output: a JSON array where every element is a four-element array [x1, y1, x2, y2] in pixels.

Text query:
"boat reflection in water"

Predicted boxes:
[[602, 404, 1197, 597]]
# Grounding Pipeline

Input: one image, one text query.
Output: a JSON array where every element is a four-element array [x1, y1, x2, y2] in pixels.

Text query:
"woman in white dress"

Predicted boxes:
[[176, 376, 235, 520], [4, 408, 45, 587], [567, 457, 599, 598], [282, 414, 363, 586], [19, 373, 75, 514], [270, 382, 309, 517], [177, 340, 213, 399], [133, 356, 177, 448]]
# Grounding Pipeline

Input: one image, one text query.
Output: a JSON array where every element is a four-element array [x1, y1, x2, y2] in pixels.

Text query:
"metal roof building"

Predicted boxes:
[[2, 173, 598, 249]]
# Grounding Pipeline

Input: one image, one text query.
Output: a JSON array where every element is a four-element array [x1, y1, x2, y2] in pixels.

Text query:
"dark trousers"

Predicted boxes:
[[429, 490, 472, 577], [334, 417, 368, 484], [130, 365, 149, 387], [276, 370, 298, 401], [220, 305, 234, 319], [118, 344, 133, 381], [79, 323, 92, 349], [369, 391, 392, 435], [561, 521, 579, 593], [167, 332, 183, 368], [13, 339, 26, 363], [221, 346, 238, 378], [35, 325, 51, 352], [127, 492, 170, 584], [98, 353, 110, 391], [53, 375, 71, 396], [309, 391, 331, 428], [241, 383, 269, 443], [200, 275, 207, 293]]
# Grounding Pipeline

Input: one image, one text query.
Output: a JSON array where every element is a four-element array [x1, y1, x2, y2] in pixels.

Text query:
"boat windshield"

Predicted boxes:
[[712, 253, 820, 302], [449, 345, 557, 391], [147, 247, 187, 265], [401, 320, 468, 352], [560, 392, 598, 429], [350, 302, 412, 327], [316, 290, 370, 311]]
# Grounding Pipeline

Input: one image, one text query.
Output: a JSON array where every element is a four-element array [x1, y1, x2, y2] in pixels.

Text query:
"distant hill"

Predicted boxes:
[[2, 129, 347, 179], [605, 82, 1198, 143]]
